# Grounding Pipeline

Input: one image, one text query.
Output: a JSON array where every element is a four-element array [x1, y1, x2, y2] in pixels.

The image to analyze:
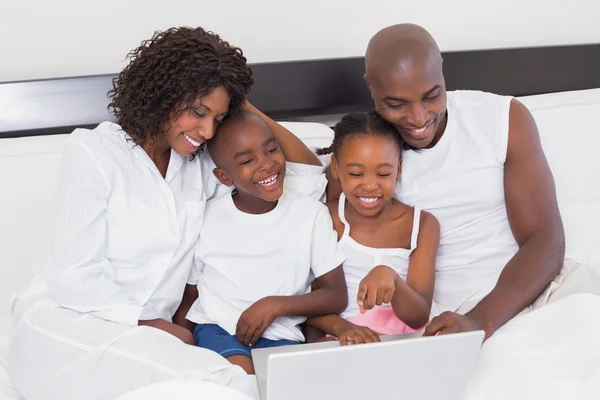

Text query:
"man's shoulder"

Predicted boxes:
[[448, 90, 512, 109]]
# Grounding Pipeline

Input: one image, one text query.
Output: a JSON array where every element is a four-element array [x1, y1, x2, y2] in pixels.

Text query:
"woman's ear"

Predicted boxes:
[[212, 168, 234, 187], [396, 157, 403, 181]]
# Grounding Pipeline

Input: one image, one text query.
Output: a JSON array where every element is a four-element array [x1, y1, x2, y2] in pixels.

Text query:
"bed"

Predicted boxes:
[[1, 44, 600, 399]]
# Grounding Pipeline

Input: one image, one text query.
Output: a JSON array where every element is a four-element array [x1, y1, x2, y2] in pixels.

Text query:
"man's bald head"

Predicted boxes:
[[364, 24, 448, 150], [365, 24, 442, 79]]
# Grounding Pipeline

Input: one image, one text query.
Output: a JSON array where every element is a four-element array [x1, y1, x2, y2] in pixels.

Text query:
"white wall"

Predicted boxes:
[[1, 0, 599, 82]]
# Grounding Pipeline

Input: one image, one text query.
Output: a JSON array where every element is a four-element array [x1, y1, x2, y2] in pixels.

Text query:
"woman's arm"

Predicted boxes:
[[45, 139, 194, 344], [388, 211, 440, 328], [44, 140, 143, 326], [243, 101, 322, 166]]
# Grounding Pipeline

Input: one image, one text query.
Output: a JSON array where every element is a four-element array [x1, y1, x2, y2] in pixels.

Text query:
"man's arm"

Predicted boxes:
[[243, 101, 322, 166], [426, 99, 565, 340], [468, 99, 565, 335]]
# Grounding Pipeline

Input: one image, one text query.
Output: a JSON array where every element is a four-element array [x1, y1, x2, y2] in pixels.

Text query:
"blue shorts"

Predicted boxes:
[[193, 323, 300, 358]]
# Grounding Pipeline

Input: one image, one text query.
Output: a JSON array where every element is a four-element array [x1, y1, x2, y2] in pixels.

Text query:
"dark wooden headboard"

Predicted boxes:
[[1, 44, 600, 138]]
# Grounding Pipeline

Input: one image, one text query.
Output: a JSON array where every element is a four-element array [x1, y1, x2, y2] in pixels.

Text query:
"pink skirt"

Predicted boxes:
[[348, 307, 428, 335]]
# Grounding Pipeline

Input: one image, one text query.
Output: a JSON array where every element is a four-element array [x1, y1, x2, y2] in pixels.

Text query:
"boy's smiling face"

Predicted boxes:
[[209, 111, 286, 206]]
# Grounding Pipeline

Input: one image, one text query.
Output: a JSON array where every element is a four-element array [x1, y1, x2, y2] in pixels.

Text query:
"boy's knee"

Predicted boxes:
[[181, 330, 195, 345], [227, 355, 255, 375]]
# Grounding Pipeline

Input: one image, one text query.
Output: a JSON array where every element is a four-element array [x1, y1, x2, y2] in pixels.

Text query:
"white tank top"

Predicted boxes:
[[395, 90, 519, 315], [338, 193, 422, 320]]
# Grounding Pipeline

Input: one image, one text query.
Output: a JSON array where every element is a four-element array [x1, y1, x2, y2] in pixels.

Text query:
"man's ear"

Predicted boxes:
[[212, 168, 234, 187], [397, 157, 403, 181], [363, 73, 372, 90], [330, 155, 340, 180]]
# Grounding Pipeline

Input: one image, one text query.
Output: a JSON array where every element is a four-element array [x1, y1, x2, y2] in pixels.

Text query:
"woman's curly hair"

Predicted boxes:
[[108, 27, 254, 143]]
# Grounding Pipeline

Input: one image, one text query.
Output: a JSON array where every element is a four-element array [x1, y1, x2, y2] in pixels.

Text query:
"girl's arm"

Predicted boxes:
[[305, 314, 381, 345], [243, 101, 322, 166], [389, 211, 440, 327], [357, 211, 440, 329]]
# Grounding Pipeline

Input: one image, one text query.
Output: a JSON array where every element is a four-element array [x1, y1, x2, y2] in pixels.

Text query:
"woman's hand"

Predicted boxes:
[[138, 319, 195, 345], [357, 265, 399, 313]]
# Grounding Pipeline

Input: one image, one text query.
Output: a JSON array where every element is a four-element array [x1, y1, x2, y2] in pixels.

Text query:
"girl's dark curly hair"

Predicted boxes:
[[316, 111, 405, 156], [108, 27, 254, 143]]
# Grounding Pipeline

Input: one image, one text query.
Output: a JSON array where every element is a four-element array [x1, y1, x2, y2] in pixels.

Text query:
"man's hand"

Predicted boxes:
[[336, 320, 381, 346], [423, 311, 492, 341], [138, 319, 195, 345], [236, 297, 281, 347], [357, 265, 399, 314]]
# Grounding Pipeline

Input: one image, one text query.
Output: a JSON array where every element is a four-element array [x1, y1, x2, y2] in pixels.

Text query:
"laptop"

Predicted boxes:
[[251, 331, 484, 400]]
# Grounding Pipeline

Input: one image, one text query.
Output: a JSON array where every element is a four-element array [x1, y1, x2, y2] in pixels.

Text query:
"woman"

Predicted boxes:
[[8, 27, 320, 400]]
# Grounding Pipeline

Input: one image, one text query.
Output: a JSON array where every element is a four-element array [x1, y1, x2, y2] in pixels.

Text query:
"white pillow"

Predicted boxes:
[[518, 88, 600, 270]]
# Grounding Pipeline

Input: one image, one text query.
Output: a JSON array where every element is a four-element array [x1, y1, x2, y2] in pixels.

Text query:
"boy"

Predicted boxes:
[[182, 111, 347, 374]]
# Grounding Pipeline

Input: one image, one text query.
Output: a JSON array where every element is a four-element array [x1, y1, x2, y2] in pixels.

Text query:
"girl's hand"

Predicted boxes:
[[335, 321, 381, 346], [236, 297, 281, 346], [357, 265, 399, 313]]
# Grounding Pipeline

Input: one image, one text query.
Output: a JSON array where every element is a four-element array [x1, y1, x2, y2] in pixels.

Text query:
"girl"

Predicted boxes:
[[307, 111, 440, 345]]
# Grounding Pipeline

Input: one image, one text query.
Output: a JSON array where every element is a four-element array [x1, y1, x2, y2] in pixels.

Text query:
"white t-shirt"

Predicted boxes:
[[186, 191, 346, 342], [395, 90, 519, 314]]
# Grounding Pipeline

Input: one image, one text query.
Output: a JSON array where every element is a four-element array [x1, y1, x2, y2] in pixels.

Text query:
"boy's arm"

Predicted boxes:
[[272, 266, 347, 317], [243, 101, 322, 166], [236, 266, 347, 346], [173, 284, 198, 333]]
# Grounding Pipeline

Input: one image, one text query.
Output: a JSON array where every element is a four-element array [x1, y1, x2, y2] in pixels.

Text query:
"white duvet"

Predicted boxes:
[[1, 294, 599, 400], [465, 294, 600, 400]]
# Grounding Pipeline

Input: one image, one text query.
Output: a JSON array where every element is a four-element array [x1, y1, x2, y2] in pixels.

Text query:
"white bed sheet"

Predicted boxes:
[[464, 294, 600, 400], [1, 295, 598, 400], [0, 317, 21, 400]]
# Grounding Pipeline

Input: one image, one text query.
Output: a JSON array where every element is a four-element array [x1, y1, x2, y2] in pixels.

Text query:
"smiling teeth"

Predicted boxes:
[[259, 175, 277, 186], [359, 197, 378, 203], [184, 134, 201, 147], [411, 123, 430, 133]]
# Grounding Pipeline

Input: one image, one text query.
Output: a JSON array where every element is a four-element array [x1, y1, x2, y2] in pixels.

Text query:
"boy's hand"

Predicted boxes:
[[335, 321, 381, 346], [236, 297, 281, 347], [357, 265, 399, 314]]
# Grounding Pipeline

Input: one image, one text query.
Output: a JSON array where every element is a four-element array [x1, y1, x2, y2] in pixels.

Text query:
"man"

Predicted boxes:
[[351, 23, 598, 341]]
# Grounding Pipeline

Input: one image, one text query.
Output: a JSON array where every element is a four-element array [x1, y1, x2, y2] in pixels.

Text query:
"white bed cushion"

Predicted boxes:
[[0, 134, 69, 319], [518, 88, 600, 270]]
